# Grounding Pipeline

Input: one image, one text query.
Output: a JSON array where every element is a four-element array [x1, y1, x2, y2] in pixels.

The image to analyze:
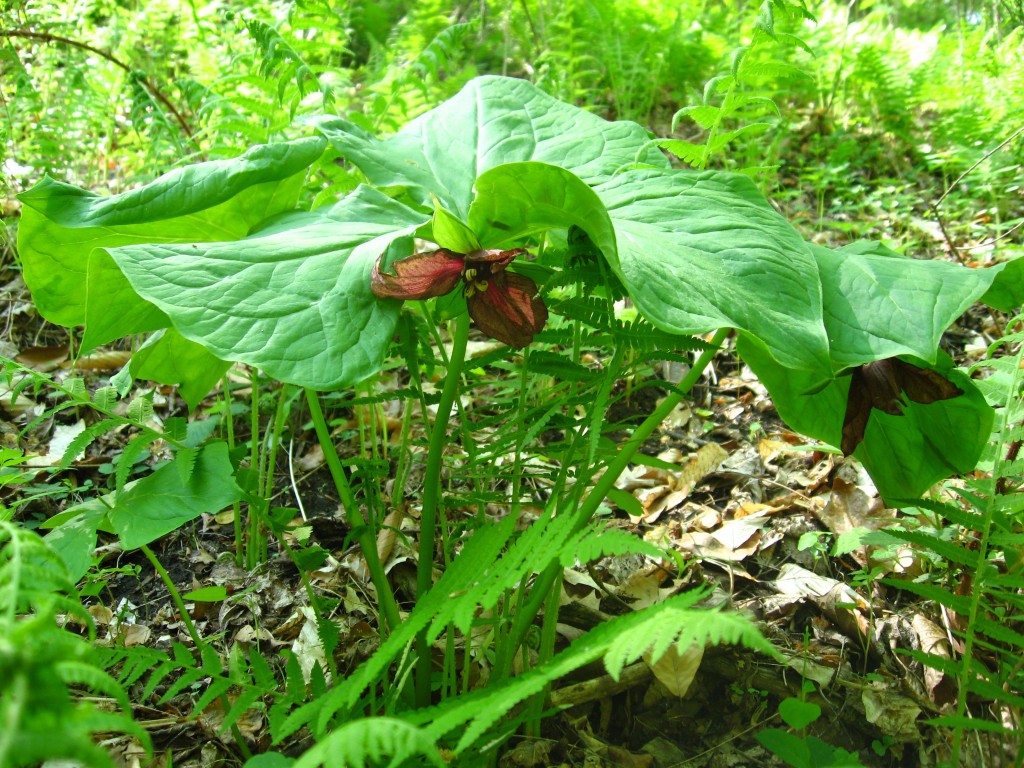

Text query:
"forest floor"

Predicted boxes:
[[0, 185, 1013, 768]]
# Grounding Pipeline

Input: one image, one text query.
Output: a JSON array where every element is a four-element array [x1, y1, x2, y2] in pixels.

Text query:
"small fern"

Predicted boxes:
[[293, 718, 445, 768], [0, 522, 151, 768], [409, 21, 477, 91], [406, 590, 776, 757], [239, 16, 339, 115]]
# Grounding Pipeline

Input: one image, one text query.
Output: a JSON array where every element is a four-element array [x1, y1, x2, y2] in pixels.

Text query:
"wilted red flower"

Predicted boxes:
[[841, 358, 964, 455], [372, 247, 548, 349]]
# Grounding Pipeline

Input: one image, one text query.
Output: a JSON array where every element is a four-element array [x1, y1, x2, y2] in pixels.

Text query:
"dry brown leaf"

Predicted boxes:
[[617, 566, 664, 610], [773, 563, 867, 608], [669, 442, 729, 494], [295, 443, 326, 472], [625, 443, 729, 523], [16, 343, 69, 371], [861, 681, 922, 740], [710, 513, 767, 550], [815, 477, 888, 536], [70, 349, 132, 371], [911, 613, 957, 707], [376, 507, 405, 565], [88, 605, 115, 625], [499, 738, 553, 768], [122, 624, 152, 647], [644, 642, 704, 697], [674, 529, 760, 561]]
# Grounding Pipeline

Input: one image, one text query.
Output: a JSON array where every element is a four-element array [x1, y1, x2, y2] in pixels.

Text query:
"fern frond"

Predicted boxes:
[[409, 22, 477, 89], [57, 418, 121, 471], [0, 526, 151, 767], [240, 17, 336, 114], [293, 717, 445, 768], [604, 597, 777, 678], [115, 432, 158, 496], [880, 578, 971, 614], [55, 661, 133, 712], [565, 525, 665, 566], [885, 529, 980, 569], [412, 591, 774, 755]]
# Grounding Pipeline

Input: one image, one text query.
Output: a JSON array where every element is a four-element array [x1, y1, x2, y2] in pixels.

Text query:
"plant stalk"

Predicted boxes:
[[416, 311, 472, 706], [140, 544, 251, 760], [495, 327, 730, 678], [303, 388, 401, 634]]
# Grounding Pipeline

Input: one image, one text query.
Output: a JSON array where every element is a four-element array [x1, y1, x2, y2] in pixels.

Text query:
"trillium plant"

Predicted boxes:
[[14, 75, 1023, 758]]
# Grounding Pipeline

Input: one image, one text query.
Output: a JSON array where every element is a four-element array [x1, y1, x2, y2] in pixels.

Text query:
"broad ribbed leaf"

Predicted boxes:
[[596, 168, 831, 374], [130, 329, 231, 411], [311, 75, 669, 219], [468, 161, 618, 256], [813, 242, 996, 367], [740, 340, 992, 500], [92, 186, 428, 389], [109, 441, 241, 549], [17, 137, 326, 327]]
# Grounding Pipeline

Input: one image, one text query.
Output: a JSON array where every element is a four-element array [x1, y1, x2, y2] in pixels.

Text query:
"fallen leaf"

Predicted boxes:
[[38, 420, 88, 466], [644, 642, 704, 697], [861, 680, 922, 740], [71, 349, 133, 371], [16, 343, 69, 371], [911, 613, 957, 708]]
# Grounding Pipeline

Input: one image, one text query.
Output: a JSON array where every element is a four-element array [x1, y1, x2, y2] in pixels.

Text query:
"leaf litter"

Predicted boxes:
[[0, 253, 1011, 767]]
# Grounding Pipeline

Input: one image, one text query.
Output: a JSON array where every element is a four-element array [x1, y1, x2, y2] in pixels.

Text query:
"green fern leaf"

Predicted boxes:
[[413, 592, 775, 754], [57, 418, 120, 471], [277, 516, 521, 740], [410, 22, 477, 87], [886, 529, 981, 569], [293, 717, 444, 768], [115, 432, 159, 497], [126, 392, 155, 425], [880, 578, 971, 613], [565, 526, 664, 566]]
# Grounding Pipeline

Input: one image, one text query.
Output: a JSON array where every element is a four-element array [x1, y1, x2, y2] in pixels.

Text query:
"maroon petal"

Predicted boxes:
[[463, 248, 526, 274], [371, 249, 465, 300], [467, 271, 547, 348]]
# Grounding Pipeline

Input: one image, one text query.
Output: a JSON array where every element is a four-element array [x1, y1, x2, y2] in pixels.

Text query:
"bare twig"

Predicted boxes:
[[0, 28, 196, 144]]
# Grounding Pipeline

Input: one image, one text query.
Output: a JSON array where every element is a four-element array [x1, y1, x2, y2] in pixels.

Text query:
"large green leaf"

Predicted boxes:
[[92, 186, 428, 389], [468, 162, 618, 256], [43, 441, 242, 578], [739, 339, 992, 500], [735, 238, 1001, 497], [814, 241, 996, 367], [107, 441, 241, 549], [17, 137, 326, 327], [129, 329, 232, 411], [981, 256, 1024, 312], [312, 75, 669, 219], [595, 168, 831, 374]]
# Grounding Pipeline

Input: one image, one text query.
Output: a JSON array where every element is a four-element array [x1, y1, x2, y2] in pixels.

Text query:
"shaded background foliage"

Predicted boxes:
[[1, 0, 1022, 276]]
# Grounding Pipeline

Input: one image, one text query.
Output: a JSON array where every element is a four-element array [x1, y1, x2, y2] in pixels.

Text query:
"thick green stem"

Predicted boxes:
[[141, 544, 204, 649], [140, 544, 252, 761], [303, 388, 400, 634], [496, 328, 730, 678], [416, 311, 471, 706]]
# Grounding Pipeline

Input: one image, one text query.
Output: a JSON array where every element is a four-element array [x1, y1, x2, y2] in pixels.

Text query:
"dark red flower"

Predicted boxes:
[[372, 247, 548, 349], [841, 358, 964, 455]]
